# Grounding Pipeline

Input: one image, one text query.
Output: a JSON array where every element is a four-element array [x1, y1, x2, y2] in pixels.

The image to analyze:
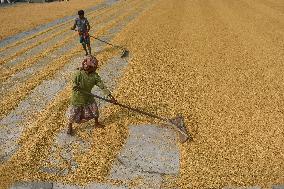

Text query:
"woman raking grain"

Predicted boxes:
[[66, 55, 117, 135]]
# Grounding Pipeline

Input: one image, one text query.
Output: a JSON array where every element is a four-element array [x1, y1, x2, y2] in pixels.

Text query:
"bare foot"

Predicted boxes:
[[67, 126, 74, 135], [95, 122, 104, 128]]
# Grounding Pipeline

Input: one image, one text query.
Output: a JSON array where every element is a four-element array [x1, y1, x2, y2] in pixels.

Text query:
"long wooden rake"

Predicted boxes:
[[73, 29, 129, 58], [81, 90, 191, 143], [89, 35, 129, 58]]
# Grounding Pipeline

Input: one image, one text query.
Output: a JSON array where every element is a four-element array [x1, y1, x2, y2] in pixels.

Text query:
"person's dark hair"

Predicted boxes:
[[78, 10, 84, 16]]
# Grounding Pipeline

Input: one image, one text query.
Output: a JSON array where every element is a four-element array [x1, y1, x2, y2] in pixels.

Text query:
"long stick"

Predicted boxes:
[[81, 90, 168, 122], [81, 90, 190, 142], [89, 35, 119, 48]]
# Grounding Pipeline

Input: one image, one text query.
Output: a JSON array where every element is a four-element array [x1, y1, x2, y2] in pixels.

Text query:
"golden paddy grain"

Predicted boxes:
[[0, 0, 283, 188]]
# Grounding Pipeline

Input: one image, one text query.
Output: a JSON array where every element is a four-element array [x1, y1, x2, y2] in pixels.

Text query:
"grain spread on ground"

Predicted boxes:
[[0, 0, 283, 188]]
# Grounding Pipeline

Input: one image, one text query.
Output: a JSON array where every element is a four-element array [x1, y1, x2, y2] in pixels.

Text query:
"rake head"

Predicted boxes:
[[169, 115, 191, 143]]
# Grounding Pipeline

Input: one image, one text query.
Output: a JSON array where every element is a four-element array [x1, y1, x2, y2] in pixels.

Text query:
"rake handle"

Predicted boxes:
[[116, 102, 169, 122], [81, 90, 190, 142], [72, 29, 119, 48], [89, 35, 120, 48], [81, 90, 168, 122]]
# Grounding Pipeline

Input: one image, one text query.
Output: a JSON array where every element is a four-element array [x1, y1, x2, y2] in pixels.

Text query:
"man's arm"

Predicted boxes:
[[86, 18, 91, 32], [71, 19, 77, 30]]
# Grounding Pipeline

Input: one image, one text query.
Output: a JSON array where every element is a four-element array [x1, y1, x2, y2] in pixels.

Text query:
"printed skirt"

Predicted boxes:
[[67, 101, 99, 123]]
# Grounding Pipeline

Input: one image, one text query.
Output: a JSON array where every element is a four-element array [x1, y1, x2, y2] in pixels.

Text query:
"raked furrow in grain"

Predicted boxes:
[[0, 22, 70, 55], [0, 0, 137, 67], [0, 0, 134, 62], [0, 0, 152, 157], [0, 0, 138, 73], [0, 0, 143, 98], [1, 0, 142, 97], [0, 0, 148, 119], [0, 29, 70, 66], [0, 1, 112, 55], [0, 1, 155, 186], [0, 0, 140, 94]]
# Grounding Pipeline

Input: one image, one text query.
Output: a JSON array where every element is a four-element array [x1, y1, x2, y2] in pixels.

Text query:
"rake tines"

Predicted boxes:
[[169, 116, 191, 143]]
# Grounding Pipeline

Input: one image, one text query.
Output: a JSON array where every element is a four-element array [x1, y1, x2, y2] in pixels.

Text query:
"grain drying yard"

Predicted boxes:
[[0, 0, 283, 189]]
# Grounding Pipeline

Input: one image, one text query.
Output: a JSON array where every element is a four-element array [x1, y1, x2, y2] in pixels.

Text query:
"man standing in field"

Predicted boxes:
[[71, 10, 92, 56]]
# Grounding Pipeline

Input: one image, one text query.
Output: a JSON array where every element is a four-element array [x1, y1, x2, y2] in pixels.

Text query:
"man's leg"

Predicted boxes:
[[82, 43, 88, 55], [87, 43, 92, 56], [86, 37, 92, 55], [80, 36, 88, 55], [67, 122, 74, 135]]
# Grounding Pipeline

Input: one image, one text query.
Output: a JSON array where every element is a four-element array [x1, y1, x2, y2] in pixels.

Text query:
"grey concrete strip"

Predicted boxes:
[[94, 56, 129, 98], [10, 181, 53, 189], [110, 160, 163, 189], [85, 183, 128, 189], [108, 124, 179, 188], [2, 31, 73, 68], [115, 125, 179, 175], [223, 186, 261, 189], [3, 31, 75, 69], [53, 182, 128, 189], [272, 185, 284, 189], [52, 183, 82, 189]]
